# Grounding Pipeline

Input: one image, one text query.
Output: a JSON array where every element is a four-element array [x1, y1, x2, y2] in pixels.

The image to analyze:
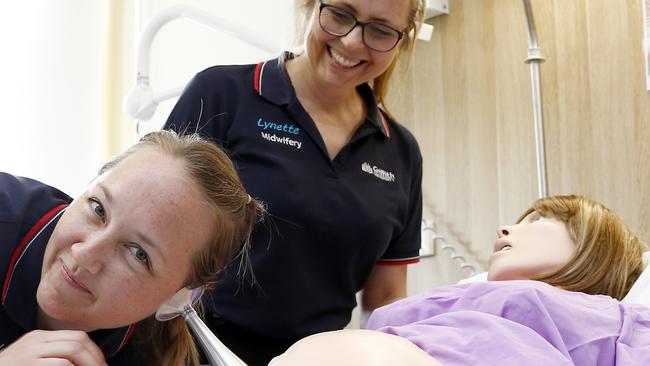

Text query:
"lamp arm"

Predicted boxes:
[[124, 4, 280, 121], [136, 4, 279, 85]]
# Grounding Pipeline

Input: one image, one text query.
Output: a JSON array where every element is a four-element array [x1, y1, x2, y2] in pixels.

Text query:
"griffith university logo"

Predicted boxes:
[[361, 162, 395, 182]]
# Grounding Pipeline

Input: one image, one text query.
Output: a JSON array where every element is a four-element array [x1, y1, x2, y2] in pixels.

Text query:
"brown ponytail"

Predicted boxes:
[[152, 317, 199, 366]]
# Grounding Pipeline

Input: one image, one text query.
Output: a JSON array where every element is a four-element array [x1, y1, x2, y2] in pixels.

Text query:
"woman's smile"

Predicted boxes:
[[328, 46, 364, 68], [59, 259, 93, 295]]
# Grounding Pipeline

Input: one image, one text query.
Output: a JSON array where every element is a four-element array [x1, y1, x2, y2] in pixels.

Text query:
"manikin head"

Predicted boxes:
[[488, 195, 646, 300]]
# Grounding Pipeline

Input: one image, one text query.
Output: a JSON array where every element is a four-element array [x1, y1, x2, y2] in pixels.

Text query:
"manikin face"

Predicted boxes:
[[37, 148, 215, 331], [487, 211, 576, 281], [303, 0, 411, 89]]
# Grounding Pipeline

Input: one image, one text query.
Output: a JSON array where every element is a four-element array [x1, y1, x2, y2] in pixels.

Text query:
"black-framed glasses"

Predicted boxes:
[[318, 1, 405, 52]]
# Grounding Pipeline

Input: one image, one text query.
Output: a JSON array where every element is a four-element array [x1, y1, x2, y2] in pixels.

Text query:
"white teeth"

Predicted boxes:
[[330, 48, 360, 68], [499, 245, 512, 252]]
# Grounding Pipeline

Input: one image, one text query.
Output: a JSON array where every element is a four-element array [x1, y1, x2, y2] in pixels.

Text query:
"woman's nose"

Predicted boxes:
[[497, 226, 510, 238], [70, 237, 109, 274], [340, 24, 365, 50]]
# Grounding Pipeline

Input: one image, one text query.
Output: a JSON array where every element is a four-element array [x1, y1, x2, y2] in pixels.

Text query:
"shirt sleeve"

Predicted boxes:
[[0, 172, 71, 274], [377, 137, 423, 264]]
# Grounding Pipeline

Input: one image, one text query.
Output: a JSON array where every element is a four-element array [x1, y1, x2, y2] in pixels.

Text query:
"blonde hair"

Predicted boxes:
[[288, 0, 425, 112], [518, 195, 647, 300], [101, 130, 263, 366]]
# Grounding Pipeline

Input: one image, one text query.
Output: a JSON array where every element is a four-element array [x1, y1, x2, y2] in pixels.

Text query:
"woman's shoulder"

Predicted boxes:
[[192, 62, 260, 86], [179, 61, 267, 104], [0, 172, 71, 272], [378, 110, 422, 159], [370, 280, 620, 321], [429, 280, 617, 305], [368, 280, 634, 332], [0, 172, 71, 225]]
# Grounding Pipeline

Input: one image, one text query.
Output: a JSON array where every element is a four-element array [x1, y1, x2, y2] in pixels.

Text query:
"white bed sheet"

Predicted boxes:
[[622, 251, 650, 306]]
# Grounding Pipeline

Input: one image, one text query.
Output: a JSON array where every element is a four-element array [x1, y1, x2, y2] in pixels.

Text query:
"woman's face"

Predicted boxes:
[[37, 148, 215, 330], [304, 0, 411, 89], [487, 211, 576, 281]]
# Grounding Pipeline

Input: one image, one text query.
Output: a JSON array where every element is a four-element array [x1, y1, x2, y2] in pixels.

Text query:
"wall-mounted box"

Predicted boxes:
[[426, 0, 449, 19]]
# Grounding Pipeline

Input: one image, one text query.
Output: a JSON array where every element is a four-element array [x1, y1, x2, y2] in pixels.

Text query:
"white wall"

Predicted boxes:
[[0, 0, 293, 196], [0, 1, 108, 196], [136, 0, 294, 134]]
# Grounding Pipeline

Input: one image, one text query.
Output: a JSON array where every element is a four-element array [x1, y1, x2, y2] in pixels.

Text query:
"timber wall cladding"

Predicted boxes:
[[388, 0, 650, 266]]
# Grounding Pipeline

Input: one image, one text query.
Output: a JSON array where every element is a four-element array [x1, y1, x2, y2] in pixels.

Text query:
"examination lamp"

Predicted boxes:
[[123, 5, 281, 124]]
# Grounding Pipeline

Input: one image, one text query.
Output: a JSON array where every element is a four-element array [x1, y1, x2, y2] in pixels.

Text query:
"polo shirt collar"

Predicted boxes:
[[253, 53, 391, 138], [2, 207, 134, 359]]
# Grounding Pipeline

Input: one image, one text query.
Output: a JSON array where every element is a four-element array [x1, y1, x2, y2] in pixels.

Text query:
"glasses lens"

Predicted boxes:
[[320, 6, 355, 36], [364, 23, 400, 52]]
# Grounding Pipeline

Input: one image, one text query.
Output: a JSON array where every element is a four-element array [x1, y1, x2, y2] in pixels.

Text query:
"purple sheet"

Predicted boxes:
[[367, 280, 650, 365]]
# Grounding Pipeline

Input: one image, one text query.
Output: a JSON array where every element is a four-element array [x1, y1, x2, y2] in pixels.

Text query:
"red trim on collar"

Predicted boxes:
[[379, 110, 391, 138], [376, 258, 420, 266], [118, 323, 138, 352], [2, 203, 68, 304], [253, 62, 263, 95]]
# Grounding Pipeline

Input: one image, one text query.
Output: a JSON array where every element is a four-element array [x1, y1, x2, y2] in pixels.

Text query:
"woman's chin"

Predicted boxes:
[[36, 289, 93, 331], [36, 305, 92, 331]]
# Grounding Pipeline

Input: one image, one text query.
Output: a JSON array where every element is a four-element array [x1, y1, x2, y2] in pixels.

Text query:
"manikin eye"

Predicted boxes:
[[528, 212, 541, 222]]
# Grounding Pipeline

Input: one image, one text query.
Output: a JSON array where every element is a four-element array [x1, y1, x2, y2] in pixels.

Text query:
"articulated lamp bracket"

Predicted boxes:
[[123, 5, 281, 123]]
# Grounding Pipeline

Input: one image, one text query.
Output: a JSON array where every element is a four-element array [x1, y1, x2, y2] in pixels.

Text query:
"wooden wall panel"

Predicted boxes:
[[464, 0, 499, 256], [389, 0, 650, 288], [545, 0, 595, 198], [629, 0, 650, 238], [492, 0, 538, 228]]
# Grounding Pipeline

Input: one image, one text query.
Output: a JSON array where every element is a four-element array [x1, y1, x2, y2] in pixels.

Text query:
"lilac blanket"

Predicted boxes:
[[367, 280, 650, 365]]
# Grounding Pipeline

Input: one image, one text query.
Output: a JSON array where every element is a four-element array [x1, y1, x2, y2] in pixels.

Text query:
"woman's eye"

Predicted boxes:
[[368, 24, 394, 38], [128, 245, 151, 267], [528, 212, 541, 222], [331, 7, 351, 20], [89, 199, 106, 219]]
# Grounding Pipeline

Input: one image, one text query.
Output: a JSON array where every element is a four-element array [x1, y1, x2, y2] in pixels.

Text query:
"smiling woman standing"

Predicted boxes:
[[164, 0, 426, 364]]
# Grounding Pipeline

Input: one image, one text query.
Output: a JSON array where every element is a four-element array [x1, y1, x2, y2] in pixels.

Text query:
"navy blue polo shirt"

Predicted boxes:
[[0, 172, 141, 364], [164, 55, 423, 339]]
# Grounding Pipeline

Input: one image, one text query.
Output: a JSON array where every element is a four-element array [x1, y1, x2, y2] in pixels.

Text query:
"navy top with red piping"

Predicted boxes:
[[164, 54, 423, 339], [0, 172, 142, 365]]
